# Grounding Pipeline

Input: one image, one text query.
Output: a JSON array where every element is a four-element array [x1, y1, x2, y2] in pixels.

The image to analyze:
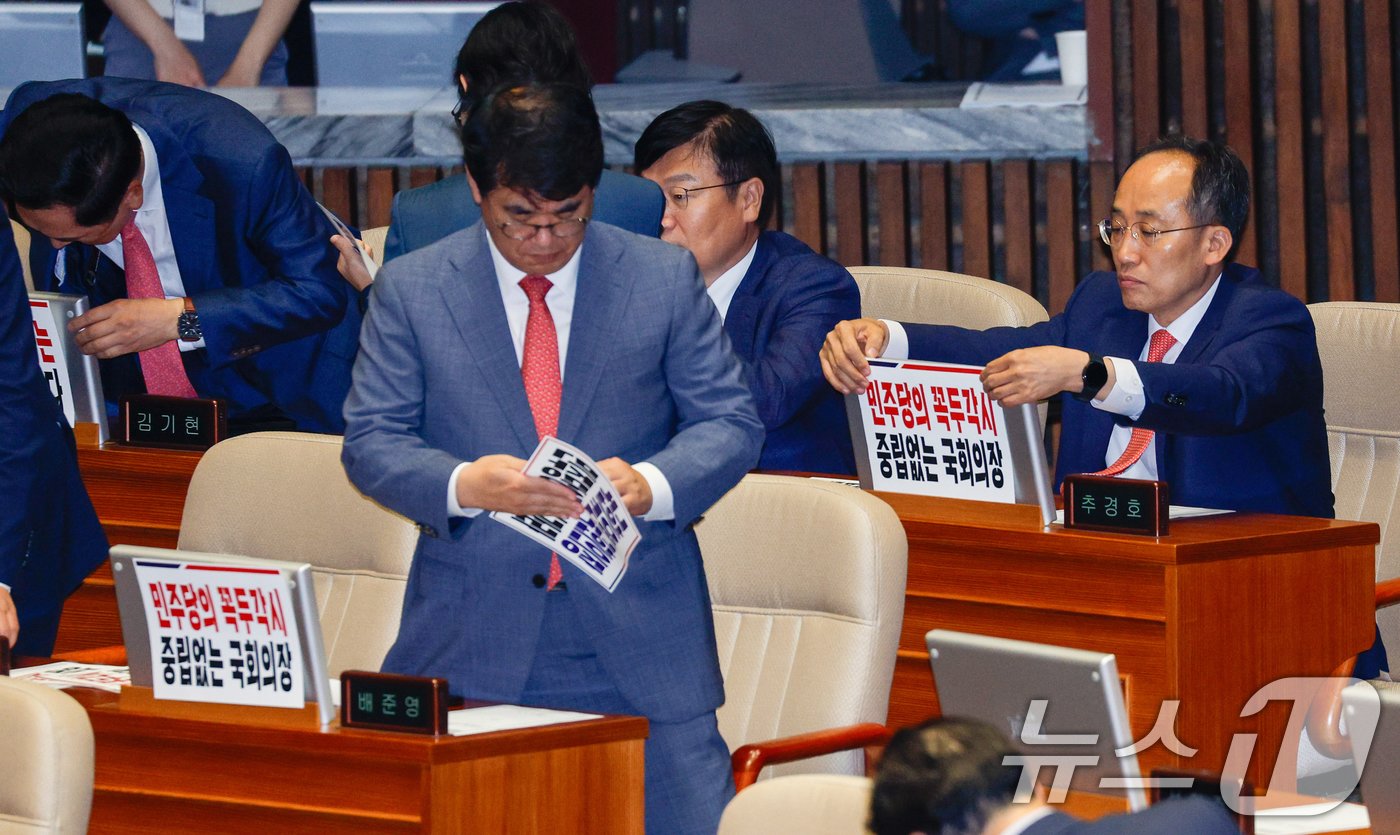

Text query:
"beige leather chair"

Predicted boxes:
[[361, 225, 389, 267], [177, 431, 418, 676], [717, 774, 873, 835], [0, 676, 95, 835], [11, 219, 33, 291], [697, 473, 908, 786], [848, 266, 1049, 329]]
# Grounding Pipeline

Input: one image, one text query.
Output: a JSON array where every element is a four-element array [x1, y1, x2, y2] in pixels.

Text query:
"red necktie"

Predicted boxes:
[[1091, 328, 1177, 477], [121, 221, 196, 398], [519, 275, 564, 589]]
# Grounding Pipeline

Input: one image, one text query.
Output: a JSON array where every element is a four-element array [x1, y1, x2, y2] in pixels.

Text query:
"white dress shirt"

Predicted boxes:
[[447, 232, 675, 520], [705, 240, 757, 322], [880, 275, 1222, 479]]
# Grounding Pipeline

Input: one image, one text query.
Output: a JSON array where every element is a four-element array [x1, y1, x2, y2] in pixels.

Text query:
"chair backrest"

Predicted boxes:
[[11, 219, 33, 292], [717, 774, 873, 835], [0, 676, 94, 835], [696, 474, 908, 780], [362, 226, 389, 267], [1309, 302, 1400, 653], [177, 431, 418, 676], [848, 266, 1049, 329]]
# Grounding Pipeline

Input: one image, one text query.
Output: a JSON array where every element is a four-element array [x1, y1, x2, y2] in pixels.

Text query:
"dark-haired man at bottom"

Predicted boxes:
[[869, 716, 1237, 834], [341, 83, 762, 834]]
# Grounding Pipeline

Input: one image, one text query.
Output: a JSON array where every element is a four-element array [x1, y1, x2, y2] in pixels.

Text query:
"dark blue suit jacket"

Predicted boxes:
[[2, 78, 357, 433], [905, 263, 1334, 517], [382, 169, 665, 261], [730, 231, 859, 475], [1024, 796, 1237, 833], [0, 215, 108, 657]]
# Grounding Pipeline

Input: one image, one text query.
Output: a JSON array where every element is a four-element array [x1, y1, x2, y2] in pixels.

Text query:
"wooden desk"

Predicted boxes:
[[879, 493, 1378, 790], [69, 687, 646, 834]]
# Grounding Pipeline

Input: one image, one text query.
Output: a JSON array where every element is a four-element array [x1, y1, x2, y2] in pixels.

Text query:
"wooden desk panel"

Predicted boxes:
[[73, 688, 646, 834]]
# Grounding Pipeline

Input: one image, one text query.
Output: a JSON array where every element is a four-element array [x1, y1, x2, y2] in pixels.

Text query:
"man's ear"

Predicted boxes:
[[1203, 225, 1232, 266], [466, 171, 483, 206], [123, 177, 144, 213], [457, 74, 469, 95], [739, 177, 763, 225]]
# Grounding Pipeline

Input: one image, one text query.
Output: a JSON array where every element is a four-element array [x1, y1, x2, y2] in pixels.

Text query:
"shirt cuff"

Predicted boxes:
[[0, 581, 9, 593], [632, 461, 674, 521], [881, 320, 910, 360], [448, 460, 483, 519], [1090, 357, 1145, 420], [177, 338, 207, 352]]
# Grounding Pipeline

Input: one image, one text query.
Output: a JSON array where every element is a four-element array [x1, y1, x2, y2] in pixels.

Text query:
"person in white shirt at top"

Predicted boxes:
[[102, 0, 297, 87]]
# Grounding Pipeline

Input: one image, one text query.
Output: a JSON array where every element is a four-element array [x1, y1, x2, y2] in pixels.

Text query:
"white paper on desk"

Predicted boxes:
[[960, 82, 1087, 108], [447, 704, 602, 736], [1252, 801, 1369, 835], [12, 662, 131, 693], [1053, 504, 1234, 525], [490, 437, 640, 592]]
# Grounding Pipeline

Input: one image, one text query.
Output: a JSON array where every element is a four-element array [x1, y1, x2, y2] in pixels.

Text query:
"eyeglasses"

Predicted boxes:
[[496, 217, 589, 241], [451, 99, 468, 127], [665, 181, 744, 210], [1098, 218, 1212, 248]]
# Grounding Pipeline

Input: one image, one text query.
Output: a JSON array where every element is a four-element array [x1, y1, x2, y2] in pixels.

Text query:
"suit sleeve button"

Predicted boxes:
[[532, 574, 546, 588]]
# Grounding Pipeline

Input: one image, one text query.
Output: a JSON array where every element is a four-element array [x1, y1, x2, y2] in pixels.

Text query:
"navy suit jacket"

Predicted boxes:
[[2, 78, 357, 433], [1024, 796, 1238, 834], [382, 169, 665, 261], [342, 221, 763, 721], [729, 231, 859, 475], [905, 263, 1334, 517], [0, 215, 108, 657]]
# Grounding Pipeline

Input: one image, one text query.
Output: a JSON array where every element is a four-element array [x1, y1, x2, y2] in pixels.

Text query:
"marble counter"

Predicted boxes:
[[0, 81, 1088, 166], [218, 81, 1088, 167]]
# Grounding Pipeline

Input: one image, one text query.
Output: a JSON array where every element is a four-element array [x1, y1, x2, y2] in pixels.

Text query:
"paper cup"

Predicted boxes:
[[1056, 30, 1088, 87]]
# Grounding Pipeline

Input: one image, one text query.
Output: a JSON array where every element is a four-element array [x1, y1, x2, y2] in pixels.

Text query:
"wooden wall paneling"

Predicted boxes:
[[1221, 0, 1258, 267], [1001, 160, 1034, 295], [959, 161, 992, 279], [1112, 0, 1137, 166], [1089, 160, 1117, 273], [366, 168, 396, 229], [409, 166, 439, 190], [1364, 0, 1399, 301], [1085, 0, 1117, 161], [835, 162, 869, 267], [1272, 0, 1309, 301], [877, 162, 911, 267], [1176, 0, 1209, 139], [1318, 0, 1354, 301], [1130, 0, 1160, 150], [791, 163, 827, 256], [1045, 161, 1078, 314], [919, 162, 950, 271], [319, 168, 354, 226]]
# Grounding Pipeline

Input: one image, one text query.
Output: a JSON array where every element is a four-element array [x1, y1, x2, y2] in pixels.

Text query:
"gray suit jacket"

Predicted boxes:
[[342, 221, 763, 721]]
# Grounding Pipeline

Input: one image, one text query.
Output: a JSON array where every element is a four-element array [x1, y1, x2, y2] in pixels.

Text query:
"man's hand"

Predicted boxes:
[[152, 40, 208, 87], [331, 234, 376, 291], [69, 297, 184, 358], [820, 318, 891, 394], [980, 346, 1092, 407], [455, 454, 583, 517], [0, 587, 17, 653], [598, 457, 653, 517]]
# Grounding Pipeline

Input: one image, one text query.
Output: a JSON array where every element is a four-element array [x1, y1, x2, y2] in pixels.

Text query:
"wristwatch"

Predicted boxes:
[[1075, 354, 1108, 402], [177, 297, 202, 342]]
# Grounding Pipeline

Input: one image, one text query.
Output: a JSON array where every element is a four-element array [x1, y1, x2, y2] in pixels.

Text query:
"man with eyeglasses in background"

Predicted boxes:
[[342, 83, 762, 834], [822, 136, 1333, 516], [636, 100, 860, 475]]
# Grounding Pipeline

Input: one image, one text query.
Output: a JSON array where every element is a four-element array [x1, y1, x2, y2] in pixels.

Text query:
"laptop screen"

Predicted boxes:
[[310, 2, 503, 88]]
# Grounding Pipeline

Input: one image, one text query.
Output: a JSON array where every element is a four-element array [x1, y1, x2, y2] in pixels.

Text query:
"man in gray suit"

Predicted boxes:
[[341, 83, 763, 834]]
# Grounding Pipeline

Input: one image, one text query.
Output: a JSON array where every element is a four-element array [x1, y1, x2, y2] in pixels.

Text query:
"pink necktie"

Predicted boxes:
[[519, 275, 564, 589], [1091, 328, 1177, 477], [121, 221, 196, 398]]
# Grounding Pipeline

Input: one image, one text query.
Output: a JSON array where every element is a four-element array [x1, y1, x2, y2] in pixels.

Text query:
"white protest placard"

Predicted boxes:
[[29, 298, 76, 426], [132, 558, 306, 709], [490, 437, 640, 593], [854, 360, 1016, 502]]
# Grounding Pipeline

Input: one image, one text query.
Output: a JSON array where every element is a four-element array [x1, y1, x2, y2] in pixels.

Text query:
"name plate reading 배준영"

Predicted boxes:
[[132, 557, 306, 709], [341, 670, 453, 735]]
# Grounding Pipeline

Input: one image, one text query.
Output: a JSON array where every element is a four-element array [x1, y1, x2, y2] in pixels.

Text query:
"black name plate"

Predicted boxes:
[[341, 670, 452, 735], [1062, 475, 1169, 536], [120, 394, 226, 450]]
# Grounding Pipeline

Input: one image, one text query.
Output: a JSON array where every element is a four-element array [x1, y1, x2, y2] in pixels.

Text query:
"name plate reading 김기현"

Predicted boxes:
[[132, 558, 306, 709], [852, 360, 1014, 502], [121, 394, 227, 450]]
